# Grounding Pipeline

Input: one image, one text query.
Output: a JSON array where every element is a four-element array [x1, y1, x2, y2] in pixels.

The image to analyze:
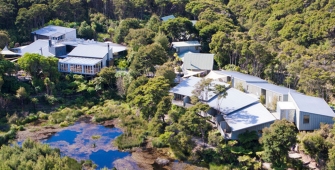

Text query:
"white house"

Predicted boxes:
[[31, 25, 76, 41]]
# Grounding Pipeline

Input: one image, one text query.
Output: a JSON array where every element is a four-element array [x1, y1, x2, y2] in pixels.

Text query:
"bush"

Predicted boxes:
[[48, 107, 83, 124], [44, 94, 58, 105], [114, 134, 143, 150], [260, 95, 265, 105], [37, 111, 48, 120], [59, 121, 70, 127]]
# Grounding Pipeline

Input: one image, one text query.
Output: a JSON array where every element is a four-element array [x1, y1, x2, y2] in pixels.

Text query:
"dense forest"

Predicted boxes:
[[1, 0, 335, 169]]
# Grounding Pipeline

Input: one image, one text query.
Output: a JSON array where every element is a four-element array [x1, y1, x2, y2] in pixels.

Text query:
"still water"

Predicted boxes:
[[42, 123, 130, 169]]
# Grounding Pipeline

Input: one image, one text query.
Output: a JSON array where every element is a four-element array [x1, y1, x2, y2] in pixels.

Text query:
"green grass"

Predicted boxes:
[[91, 135, 101, 140]]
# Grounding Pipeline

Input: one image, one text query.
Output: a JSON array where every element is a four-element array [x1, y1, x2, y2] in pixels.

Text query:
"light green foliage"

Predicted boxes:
[[127, 76, 170, 120], [154, 32, 169, 51], [87, 100, 132, 122], [78, 21, 94, 39], [192, 78, 213, 101], [97, 66, 116, 89], [155, 62, 176, 85], [145, 14, 161, 32], [259, 95, 265, 105], [0, 139, 82, 170], [260, 119, 297, 167], [208, 130, 223, 146], [0, 30, 10, 48], [48, 107, 83, 124], [124, 28, 156, 51], [301, 132, 328, 162], [129, 43, 167, 77]]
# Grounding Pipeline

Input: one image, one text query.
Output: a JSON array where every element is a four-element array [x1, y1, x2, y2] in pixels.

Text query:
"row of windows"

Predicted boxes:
[[59, 63, 102, 74]]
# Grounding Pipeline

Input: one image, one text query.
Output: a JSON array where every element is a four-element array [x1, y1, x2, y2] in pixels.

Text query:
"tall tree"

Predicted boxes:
[[260, 119, 297, 167]]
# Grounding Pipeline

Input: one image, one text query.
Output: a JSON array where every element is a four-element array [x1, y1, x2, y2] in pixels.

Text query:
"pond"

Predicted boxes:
[[41, 122, 130, 169]]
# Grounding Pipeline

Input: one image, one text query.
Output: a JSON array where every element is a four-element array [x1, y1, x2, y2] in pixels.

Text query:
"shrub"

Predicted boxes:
[[37, 111, 48, 120], [260, 95, 266, 105], [114, 134, 143, 150], [59, 121, 70, 127]]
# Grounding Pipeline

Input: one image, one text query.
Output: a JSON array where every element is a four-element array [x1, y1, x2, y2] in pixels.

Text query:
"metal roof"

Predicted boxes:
[[169, 76, 202, 97], [178, 51, 193, 59], [182, 53, 214, 70], [218, 70, 267, 83], [161, 15, 175, 22], [277, 102, 296, 110], [289, 92, 335, 117], [19, 40, 54, 57], [32, 25, 75, 37], [172, 41, 201, 48], [248, 82, 293, 94], [60, 40, 127, 53], [207, 88, 259, 114], [68, 44, 111, 58], [224, 103, 276, 131], [59, 57, 102, 65]]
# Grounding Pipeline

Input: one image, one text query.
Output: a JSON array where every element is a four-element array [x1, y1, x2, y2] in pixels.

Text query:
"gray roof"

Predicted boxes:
[[224, 103, 276, 131], [172, 41, 201, 48], [248, 82, 293, 95], [60, 40, 127, 53], [32, 25, 75, 37], [219, 70, 267, 83], [19, 40, 54, 57], [183, 53, 214, 70], [68, 44, 111, 58], [59, 57, 102, 65], [207, 88, 259, 114], [289, 92, 335, 117], [178, 51, 193, 59], [0, 46, 17, 55], [161, 15, 175, 22], [169, 76, 202, 97]]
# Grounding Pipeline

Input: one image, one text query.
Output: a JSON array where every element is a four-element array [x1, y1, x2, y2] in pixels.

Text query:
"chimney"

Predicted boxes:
[[34, 32, 37, 41], [106, 44, 110, 67]]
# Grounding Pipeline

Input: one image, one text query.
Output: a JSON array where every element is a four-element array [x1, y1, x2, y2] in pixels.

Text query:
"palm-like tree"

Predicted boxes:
[[213, 84, 228, 115]]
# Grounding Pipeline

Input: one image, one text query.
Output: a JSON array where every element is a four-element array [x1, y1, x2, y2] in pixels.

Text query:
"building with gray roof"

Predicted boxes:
[[172, 41, 201, 54], [182, 53, 214, 71], [32, 25, 76, 41]]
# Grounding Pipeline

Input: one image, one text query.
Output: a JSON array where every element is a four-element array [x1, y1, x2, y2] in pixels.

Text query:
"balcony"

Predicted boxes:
[[171, 100, 194, 108]]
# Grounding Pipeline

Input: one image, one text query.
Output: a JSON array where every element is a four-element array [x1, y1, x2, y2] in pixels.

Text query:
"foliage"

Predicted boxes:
[[87, 100, 133, 122], [114, 18, 141, 43], [259, 95, 265, 105], [155, 62, 176, 85], [208, 130, 223, 147], [0, 139, 82, 170], [48, 107, 83, 125], [160, 17, 194, 41], [260, 119, 297, 167]]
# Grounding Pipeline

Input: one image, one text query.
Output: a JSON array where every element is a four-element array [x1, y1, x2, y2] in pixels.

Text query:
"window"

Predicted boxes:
[[303, 115, 310, 124], [279, 96, 281, 101]]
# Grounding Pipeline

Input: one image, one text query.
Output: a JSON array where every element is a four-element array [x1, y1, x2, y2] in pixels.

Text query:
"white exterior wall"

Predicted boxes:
[[176, 46, 200, 54], [64, 30, 77, 40]]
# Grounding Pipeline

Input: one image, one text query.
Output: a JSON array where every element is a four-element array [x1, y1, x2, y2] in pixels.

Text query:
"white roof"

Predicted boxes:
[[277, 102, 296, 110], [19, 40, 54, 57], [61, 39, 127, 53], [183, 70, 205, 78], [172, 41, 201, 48], [59, 57, 102, 65], [289, 92, 335, 117], [219, 70, 267, 83], [224, 103, 276, 131], [169, 76, 202, 97], [248, 82, 293, 95], [205, 70, 228, 81], [207, 88, 259, 114], [0, 46, 18, 55], [68, 44, 111, 58], [32, 25, 75, 37]]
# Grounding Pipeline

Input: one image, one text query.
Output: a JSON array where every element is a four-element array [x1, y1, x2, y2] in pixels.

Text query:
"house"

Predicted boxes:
[[14, 39, 55, 57], [172, 41, 201, 54], [161, 15, 175, 22], [31, 25, 76, 41], [182, 53, 214, 77], [58, 43, 112, 75], [169, 73, 335, 139], [169, 76, 276, 139], [275, 92, 335, 130]]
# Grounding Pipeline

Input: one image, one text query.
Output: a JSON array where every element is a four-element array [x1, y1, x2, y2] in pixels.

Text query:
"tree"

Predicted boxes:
[[301, 133, 328, 164], [129, 43, 167, 77], [154, 32, 169, 51], [44, 77, 52, 95], [114, 18, 141, 43], [260, 119, 297, 167], [145, 14, 161, 32], [31, 97, 38, 111], [16, 86, 28, 109], [124, 28, 156, 51], [212, 84, 228, 114], [127, 76, 170, 120], [192, 78, 213, 101], [160, 17, 194, 41], [78, 21, 94, 39], [156, 96, 172, 123], [155, 62, 176, 85], [0, 30, 10, 48], [97, 66, 116, 90]]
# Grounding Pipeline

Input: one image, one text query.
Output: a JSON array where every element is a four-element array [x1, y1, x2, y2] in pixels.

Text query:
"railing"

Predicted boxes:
[[171, 100, 194, 108]]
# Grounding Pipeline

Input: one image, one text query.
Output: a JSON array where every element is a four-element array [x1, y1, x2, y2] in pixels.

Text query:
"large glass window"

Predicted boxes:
[[303, 115, 310, 124]]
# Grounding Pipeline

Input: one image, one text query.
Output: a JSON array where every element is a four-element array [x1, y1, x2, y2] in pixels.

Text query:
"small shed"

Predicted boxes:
[[172, 41, 201, 54]]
